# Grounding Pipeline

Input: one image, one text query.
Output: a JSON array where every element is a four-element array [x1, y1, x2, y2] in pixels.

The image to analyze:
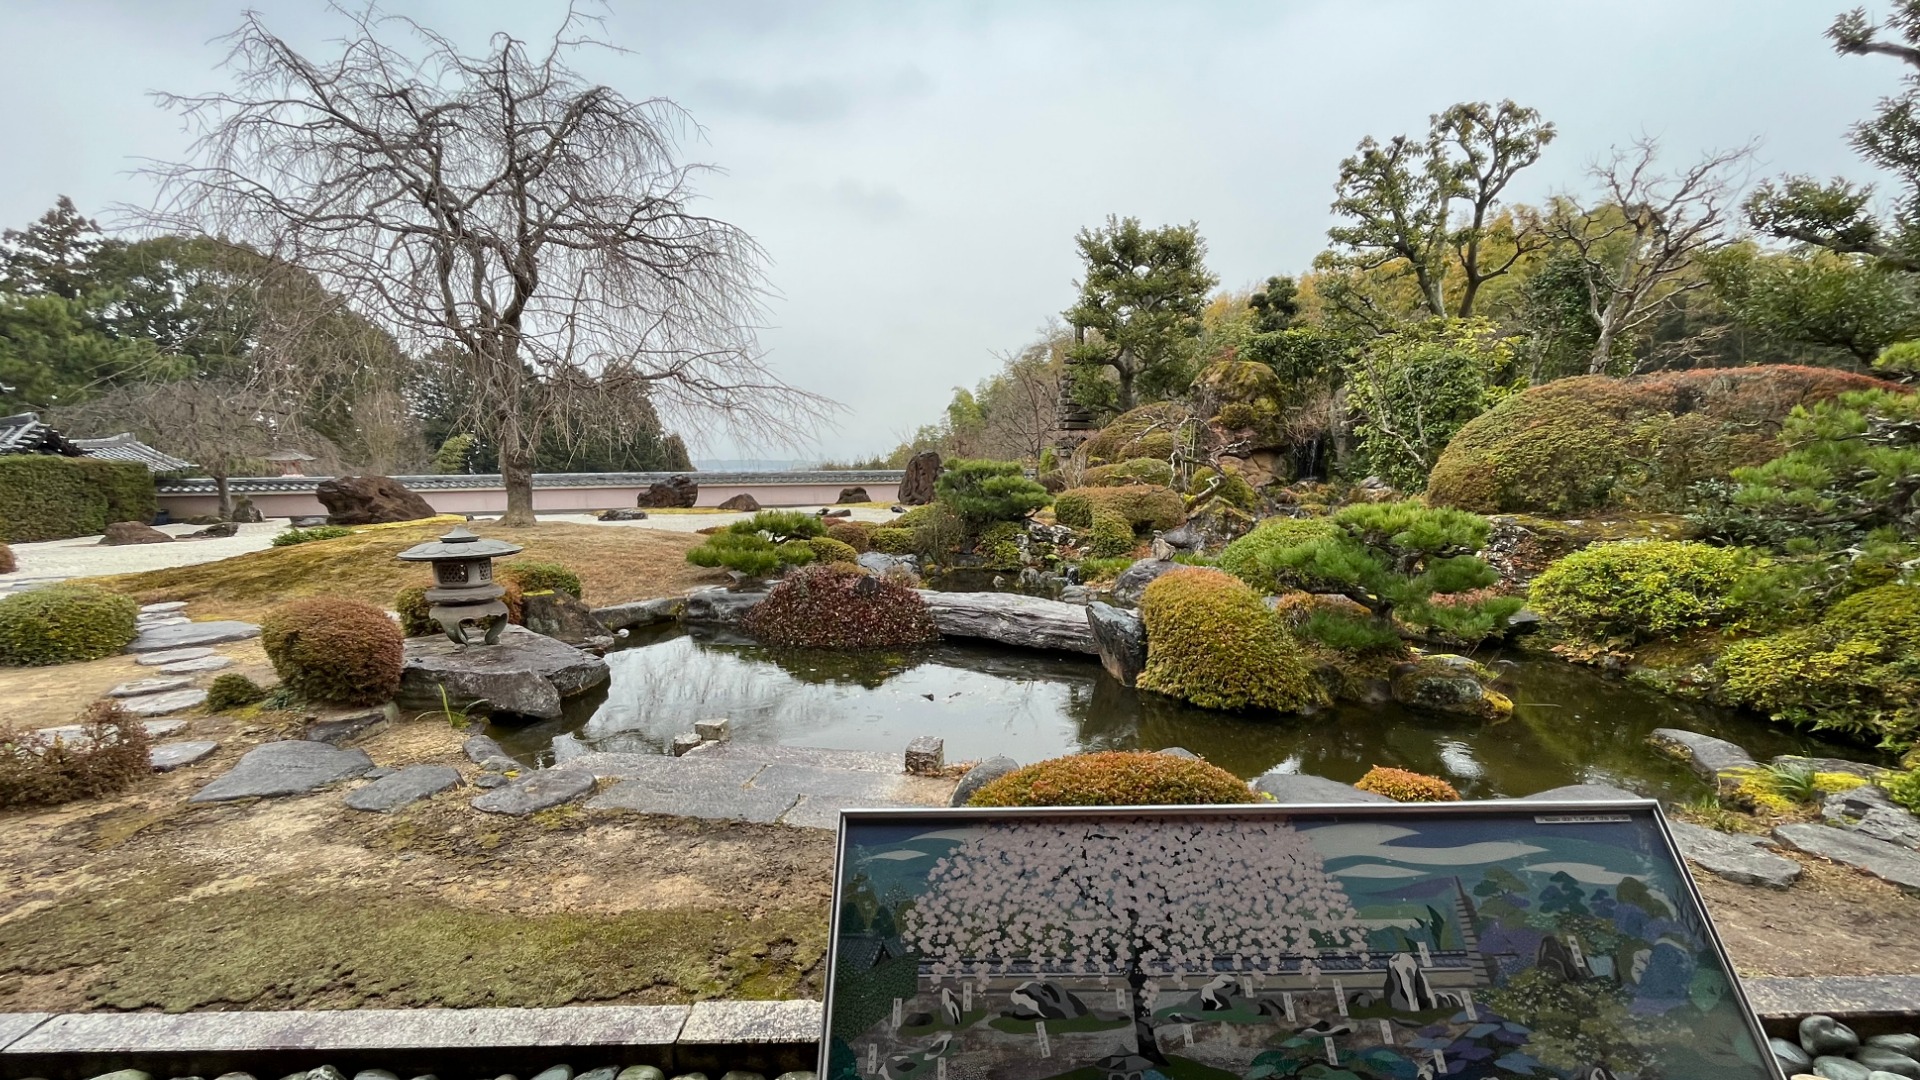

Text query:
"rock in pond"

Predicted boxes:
[[345, 764, 461, 812], [520, 589, 612, 649], [1775, 823, 1920, 892], [1108, 558, 1177, 608], [1665, 821, 1802, 888], [681, 586, 769, 626], [398, 624, 609, 721], [950, 755, 1019, 806], [471, 768, 594, 815], [189, 741, 374, 803], [1648, 728, 1758, 783], [855, 551, 916, 576], [1251, 772, 1391, 804], [1085, 602, 1146, 686], [592, 596, 679, 632], [126, 620, 260, 652], [1518, 783, 1644, 802], [916, 590, 1098, 654], [1389, 655, 1510, 719]]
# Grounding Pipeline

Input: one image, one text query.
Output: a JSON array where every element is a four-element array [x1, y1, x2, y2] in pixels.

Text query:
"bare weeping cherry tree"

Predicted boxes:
[[142, 4, 831, 525]]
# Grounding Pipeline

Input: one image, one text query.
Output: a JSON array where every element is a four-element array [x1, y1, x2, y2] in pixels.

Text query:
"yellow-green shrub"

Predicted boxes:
[[870, 527, 916, 555], [1188, 467, 1256, 510], [1715, 584, 1920, 746], [1087, 507, 1135, 558], [1053, 484, 1186, 530], [1354, 766, 1460, 802], [807, 536, 859, 564], [503, 559, 583, 599], [0, 584, 139, 665], [1217, 516, 1339, 592], [826, 521, 874, 552], [1529, 540, 1763, 642], [1136, 567, 1324, 712], [262, 597, 404, 707], [1881, 769, 1920, 812], [206, 673, 267, 712], [967, 751, 1256, 807], [1081, 403, 1193, 464]]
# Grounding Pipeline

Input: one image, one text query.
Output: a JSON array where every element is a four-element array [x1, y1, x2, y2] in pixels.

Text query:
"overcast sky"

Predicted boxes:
[[0, 0, 1896, 459]]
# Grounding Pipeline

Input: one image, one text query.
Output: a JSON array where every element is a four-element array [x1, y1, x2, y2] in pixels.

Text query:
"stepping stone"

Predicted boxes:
[[135, 647, 215, 667], [33, 718, 186, 744], [140, 601, 189, 614], [471, 769, 594, 816], [138, 615, 191, 627], [108, 677, 192, 698], [1647, 728, 1757, 783], [121, 689, 208, 717], [1250, 771, 1392, 804], [306, 709, 390, 746], [150, 740, 219, 772], [157, 656, 232, 675], [1667, 820, 1802, 888], [345, 764, 460, 812], [1774, 822, 1920, 893], [189, 741, 374, 803], [127, 620, 260, 653]]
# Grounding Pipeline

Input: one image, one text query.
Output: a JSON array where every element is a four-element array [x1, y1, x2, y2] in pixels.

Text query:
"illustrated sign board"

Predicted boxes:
[[822, 801, 1780, 1080]]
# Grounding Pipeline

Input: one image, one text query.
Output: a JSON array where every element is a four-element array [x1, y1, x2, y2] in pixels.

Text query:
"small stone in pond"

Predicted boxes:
[[694, 717, 730, 742], [1802, 1015, 1861, 1057], [671, 732, 702, 756], [530, 1068, 573, 1080], [615, 1069, 666, 1080]]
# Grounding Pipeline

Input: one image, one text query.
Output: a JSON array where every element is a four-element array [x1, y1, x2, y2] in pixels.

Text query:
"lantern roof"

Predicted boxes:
[[395, 525, 524, 562]]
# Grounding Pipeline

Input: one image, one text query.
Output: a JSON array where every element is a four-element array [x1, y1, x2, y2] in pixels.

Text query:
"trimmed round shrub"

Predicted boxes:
[[206, 673, 268, 712], [1716, 584, 1920, 746], [0, 584, 139, 665], [261, 597, 405, 707], [826, 521, 874, 552], [1136, 567, 1324, 713], [807, 536, 859, 564], [1083, 458, 1175, 488], [870, 527, 916, 555], [271, 525, 355, 547], [1354, 766, 1461, 802], [1529, 540, 1762, 641], [1053, 484, 1186, 531], [1428, 365, 1896, 514], [503, 559, 582, 599], [1087, 506, 1136, 558], [741, 562, 940, 649], [967, 751, 1257, 807], [1, 700, 151, 808], [1217, 516, 1340, 591], [0, 543, 15, 574]]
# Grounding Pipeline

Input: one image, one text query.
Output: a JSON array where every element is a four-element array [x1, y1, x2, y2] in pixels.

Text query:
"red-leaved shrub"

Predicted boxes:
[[742, 563, 939, 649]]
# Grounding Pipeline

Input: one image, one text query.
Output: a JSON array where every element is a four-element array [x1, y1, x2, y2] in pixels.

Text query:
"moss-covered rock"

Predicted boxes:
[[1053, 484, 1186, 531], [1187, 467, 1257, 512], [1715, 584, 1920, 748], [1083, 458, 1175, 488], [1081, 402, 1194, 464], [1192, 360, 1286, 444], [1529, 540, 1766, 643], [1217, 516, 1340, 592], [1428, 366, 1895, 514], [806, 536, 859, 564], [1354, 765, 1461, 802], [1136, 566, 1325, 713], [1086, 507, 1136, 559]]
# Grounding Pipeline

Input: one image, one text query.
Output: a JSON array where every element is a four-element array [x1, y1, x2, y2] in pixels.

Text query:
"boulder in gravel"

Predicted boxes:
[[899, 450, 941, 505], [596, 507, 648, 521], [345, 764, 461, 812], [471, 768, 594, 815], [315, 475, 437, 525], [189, 741, 374, 802], [837, 486, 870, 504], [99, 520, 173, 545], [716, 492, 761, 511], [637, 474, 698, 508]]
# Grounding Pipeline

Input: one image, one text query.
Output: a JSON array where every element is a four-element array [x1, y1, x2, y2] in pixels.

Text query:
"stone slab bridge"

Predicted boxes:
[[156, 469, 906, 520]]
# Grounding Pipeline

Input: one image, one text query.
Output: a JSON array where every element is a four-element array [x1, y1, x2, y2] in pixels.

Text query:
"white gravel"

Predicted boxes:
[[0, 507, 905, 586]]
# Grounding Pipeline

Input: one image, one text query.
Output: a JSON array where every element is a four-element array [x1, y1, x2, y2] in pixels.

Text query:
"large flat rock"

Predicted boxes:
[[471, 768, 594, 815], [680, 586, 768, 626], [916, 590, 1099, 654], [121, 688, 208, 717], [150, 740, 219, 772], [1774, 822, 1920, 893], [189, 740, 374, 803], [127, 620, 260, 653], [1250, 771, 1391, 804], [590, 779, 797, 824], [108, 677, 192, 698], [134, 647, 215, 667], [1647, 728, 1757, 782], [345, 764, 460, 812], [591, 597, 680, 631], [1667, 820, 1802, 888], [399, 625, 609, 721]]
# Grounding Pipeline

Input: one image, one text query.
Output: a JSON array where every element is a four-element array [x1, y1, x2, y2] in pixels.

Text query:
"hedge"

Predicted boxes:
[[0, 455, 157, 542]]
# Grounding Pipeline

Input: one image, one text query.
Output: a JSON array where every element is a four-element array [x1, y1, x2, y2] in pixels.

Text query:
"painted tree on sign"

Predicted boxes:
[[902, 818, 1367, 1064]]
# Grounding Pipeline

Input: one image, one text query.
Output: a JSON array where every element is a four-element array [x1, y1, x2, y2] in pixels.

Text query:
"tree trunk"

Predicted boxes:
[[1114, 364, 1136, 412], [1129, 967, 1169, 1065], [500, 446, 537, 526], [1588, 322, 1617, 375], [215, 473, 234, 521]]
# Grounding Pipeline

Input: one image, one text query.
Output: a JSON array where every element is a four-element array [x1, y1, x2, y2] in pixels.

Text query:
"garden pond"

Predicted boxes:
[[486, 625, 1878, 801]]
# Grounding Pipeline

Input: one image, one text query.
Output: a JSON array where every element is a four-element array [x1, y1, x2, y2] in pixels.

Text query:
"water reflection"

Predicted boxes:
[[486, 630, 1882, 802]]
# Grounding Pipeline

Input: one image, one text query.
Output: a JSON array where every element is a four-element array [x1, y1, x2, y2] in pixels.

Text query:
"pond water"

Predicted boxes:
[[486, 626, 1877, 802]]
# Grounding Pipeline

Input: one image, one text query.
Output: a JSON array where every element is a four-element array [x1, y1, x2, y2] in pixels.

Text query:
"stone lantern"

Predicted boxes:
[[396, 525, 524, 645]]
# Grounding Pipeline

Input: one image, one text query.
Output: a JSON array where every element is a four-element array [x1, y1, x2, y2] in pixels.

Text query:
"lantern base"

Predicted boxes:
[[431, 599, 510, 646]]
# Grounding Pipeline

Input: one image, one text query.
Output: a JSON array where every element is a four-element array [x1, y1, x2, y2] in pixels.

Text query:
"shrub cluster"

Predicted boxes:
[[807, 536, 859, 564], [0, 455, 156, 543], [503, 559, 583, 599], [826, 521, 874, 552], [975, 521, 1027, 569], [0, 584, 139, 665], [1354, 766, 1461, 802], [1053, 484, 1186, 531], [1136, 567, 1324, 713], [934, 458, 1050, 526], [741, 562, 941, 649], [686, 510, 827, 577], [1427, 365, 1893, 514], [206, 673, 268, 712], [967, 751, 1257, 807], [1217, 516, 1340, 591], [1882, 769, 1920, 813], [1528, 540, 1765, 642], [0, 701, 152, 809], [1083, 458, 1174, 488], [1715, 583, 1920, 747], [262, 597, 405, 706], [271, 525, 355, 547]]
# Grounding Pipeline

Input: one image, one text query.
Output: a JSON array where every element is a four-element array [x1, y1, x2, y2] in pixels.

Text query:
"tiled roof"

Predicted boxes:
[[0, 412, 83, 456], [70, 433, 198, 473], [157, 469, 907, 495]]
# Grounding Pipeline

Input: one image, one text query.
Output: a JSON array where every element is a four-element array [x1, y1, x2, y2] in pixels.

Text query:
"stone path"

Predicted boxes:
[[1775, 822, 1920, 893], [126, 619, 260, 652], [189, 741, 374, 803]]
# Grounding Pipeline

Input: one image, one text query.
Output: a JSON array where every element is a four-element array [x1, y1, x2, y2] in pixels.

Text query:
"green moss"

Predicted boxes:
[[1217, 516, 1339, 592], [1080, 402, 1193, 464], [975, 521, 1026, 569], [806, 536, 859, 564], [1187, 467, 1257, 511], [0, 868, 826, 1011], [869, 527, 916, 555], [0, 584, 138, 665], [1136, 566, 1325, 713], [1193, 359, 1286, 440], [502, 559, 584, 599], [1082, 457, 1175, 488], [1715, 584, 1920, 747], [968, 751, 1257, 807], [1528, 540, 1766, 642], [1086, 506, 1135, 559], [1053, 485, 1185, 531], [205, 673, 267, 712]]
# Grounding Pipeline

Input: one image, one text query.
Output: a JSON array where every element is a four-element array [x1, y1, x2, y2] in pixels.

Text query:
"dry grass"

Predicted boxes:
[[80, 522, 728, 621]]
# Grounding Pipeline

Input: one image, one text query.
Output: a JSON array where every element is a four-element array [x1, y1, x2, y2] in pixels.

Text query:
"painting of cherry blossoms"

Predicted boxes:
[[822, 805, 1779, 1080]]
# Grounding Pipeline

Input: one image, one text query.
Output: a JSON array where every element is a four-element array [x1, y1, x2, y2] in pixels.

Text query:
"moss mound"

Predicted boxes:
[[825, 521, 874, 552], [262, 597, 404, 707], [1217, 517, 1340, 592], [742, 562, 939, 649], [206, 673, 268, 712], [0, 584, 139, 665], [1355, 766, 1461, 802], [1136, 567, 1325, 713], [1428, 366, 1896, 514], [1081, 402, 1193, 464], [1528, 540, 1764, 642], [1193, 359, 1287, 441], [1053, 484, 1186, 531], [1083, 458, 1175, 488], [968, 750, 1256, 807], [1715, 584, 1920, 748]]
